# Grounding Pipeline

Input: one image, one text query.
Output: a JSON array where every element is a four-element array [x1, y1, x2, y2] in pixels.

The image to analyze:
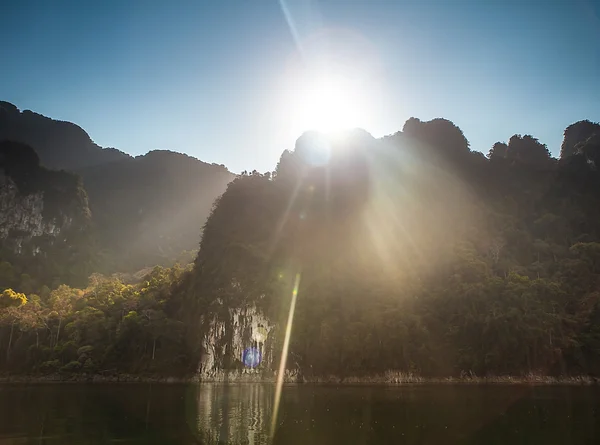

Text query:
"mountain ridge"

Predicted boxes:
[[0, 101, 130, 170], [0, 100, 235, 274]]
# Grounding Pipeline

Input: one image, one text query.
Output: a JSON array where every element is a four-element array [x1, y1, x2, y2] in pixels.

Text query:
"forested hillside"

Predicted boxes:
[[0, 266, 190, 375], [189, 119, 600, 378], [79, 150, 232, 272], [2, 116, 600, 379], [0, 101, 234, 272]]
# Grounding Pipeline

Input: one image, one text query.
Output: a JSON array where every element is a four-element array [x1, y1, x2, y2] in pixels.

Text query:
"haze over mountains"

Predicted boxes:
[[2, 95, 600, 379], [0, 100, 234, 274]]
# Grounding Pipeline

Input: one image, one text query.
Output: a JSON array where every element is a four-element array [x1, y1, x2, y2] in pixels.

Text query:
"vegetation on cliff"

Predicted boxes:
[[0, 102, 234, 272], [79, 150, 233, 272], [0, 140, 93, 289], [2, 114, 600, 379], [187, 119, 600, 377]]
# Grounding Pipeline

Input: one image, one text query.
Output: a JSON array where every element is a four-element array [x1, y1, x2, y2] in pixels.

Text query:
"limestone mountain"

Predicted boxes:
[[80, 150, 233, 272], [0, 140, 93, 290], [0, 101, 128, 170], [0, 101, 235, 273]]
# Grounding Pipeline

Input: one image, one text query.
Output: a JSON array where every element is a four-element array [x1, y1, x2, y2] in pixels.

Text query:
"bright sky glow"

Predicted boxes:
[[1, 1, 599, 173], [289, 73, 369, 135]]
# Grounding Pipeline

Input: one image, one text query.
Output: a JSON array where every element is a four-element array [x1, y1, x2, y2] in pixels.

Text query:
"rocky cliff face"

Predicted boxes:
[[0, 140, 92, 286], [1, 101, 235, 273], [0, 171, 68, 254], [199, 305, 275, 379]]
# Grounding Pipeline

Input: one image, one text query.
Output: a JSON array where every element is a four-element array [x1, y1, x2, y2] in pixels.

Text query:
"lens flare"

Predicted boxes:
[[270, 272, 301, 440], [243, 347, 262, 368]]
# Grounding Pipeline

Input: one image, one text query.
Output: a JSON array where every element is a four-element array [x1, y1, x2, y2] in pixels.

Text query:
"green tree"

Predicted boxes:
[[47, 285, 82, 347], [0, 289, 26, 362]]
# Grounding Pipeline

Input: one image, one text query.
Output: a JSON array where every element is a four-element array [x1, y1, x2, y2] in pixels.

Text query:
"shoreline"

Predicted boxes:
[[1, 372, 599, 385]]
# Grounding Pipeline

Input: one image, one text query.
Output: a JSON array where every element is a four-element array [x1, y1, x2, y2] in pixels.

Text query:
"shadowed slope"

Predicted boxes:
[[0, 101, 235, 272], [0, 101, 128, 170]]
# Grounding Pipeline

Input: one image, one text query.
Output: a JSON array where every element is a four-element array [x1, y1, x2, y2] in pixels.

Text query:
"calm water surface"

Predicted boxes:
[[0, 383, 598, 444]]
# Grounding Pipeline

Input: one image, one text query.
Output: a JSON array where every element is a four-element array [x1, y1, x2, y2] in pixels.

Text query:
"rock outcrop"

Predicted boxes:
[[199, 305, 275, 379], [0, 172, 65, 254], [0, 140, 92, 285], [1, 101, 235, 272]]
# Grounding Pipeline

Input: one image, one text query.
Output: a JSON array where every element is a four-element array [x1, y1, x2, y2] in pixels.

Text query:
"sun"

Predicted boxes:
[[289, 74, 367, 136]]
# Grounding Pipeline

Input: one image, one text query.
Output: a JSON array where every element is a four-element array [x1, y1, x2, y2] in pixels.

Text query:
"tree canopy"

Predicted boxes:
[[186, 117, 600, 377], [3, 115, 600, 379]]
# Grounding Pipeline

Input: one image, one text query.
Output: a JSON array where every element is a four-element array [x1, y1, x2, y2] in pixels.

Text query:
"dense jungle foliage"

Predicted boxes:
[[0, 266, 191, 375], [2, 117, 600, 378], [188, 118, 600, 377]]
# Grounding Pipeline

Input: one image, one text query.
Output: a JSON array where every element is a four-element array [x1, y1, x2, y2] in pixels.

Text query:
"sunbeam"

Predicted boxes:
[[278, 0, 304, 55], [270, 272, 302, 440], [267, 170, 305, 259]]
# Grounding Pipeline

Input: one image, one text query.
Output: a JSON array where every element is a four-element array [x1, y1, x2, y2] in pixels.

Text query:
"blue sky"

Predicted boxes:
[[2, 0, 599, 173]]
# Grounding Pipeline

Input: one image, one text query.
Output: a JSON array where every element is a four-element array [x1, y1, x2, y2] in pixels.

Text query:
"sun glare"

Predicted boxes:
[[290, 74, 367, 136]]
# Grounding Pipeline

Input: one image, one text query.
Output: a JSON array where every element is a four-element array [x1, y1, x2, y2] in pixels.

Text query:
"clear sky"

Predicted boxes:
[[2, 0, 599, 173]]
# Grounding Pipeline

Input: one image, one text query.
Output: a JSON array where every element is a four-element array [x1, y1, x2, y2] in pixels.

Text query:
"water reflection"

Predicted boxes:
[[0, 384, 598, 444], [0, 383, 198, 444], [193, 384, 600, 445], [195, 384, 273, 444]]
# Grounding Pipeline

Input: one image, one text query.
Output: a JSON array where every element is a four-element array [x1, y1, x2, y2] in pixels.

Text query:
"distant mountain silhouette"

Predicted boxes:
[[80, 150, 233, 271], [0, 101, 234, 272], [0, 101, 129, 170]]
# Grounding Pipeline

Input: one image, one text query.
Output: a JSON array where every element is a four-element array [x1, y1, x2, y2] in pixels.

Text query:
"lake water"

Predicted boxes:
[[0, 383, 598, 444]]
